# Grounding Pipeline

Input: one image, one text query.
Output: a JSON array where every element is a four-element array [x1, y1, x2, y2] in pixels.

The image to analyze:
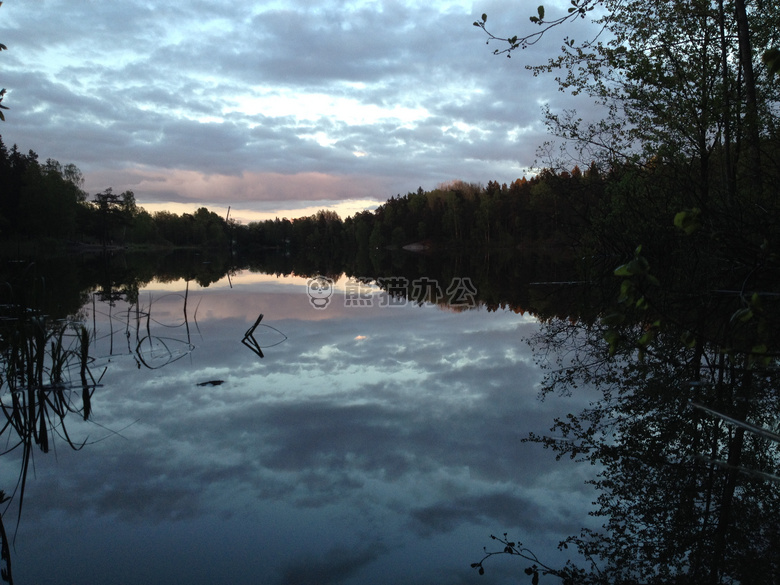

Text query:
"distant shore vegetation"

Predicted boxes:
[[0, 134, 654, 260], [2, 129, 780, 279]]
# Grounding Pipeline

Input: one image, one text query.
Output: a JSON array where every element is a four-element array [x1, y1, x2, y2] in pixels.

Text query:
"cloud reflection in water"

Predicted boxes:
[[11, 272, 596, 585]]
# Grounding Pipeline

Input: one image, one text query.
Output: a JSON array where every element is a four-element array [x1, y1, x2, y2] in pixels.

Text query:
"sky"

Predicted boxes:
[[0, 0, 595, 224]]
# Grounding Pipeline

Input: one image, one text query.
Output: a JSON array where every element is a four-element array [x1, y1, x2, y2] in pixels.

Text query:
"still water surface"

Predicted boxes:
[[6, 271, 596, 585]]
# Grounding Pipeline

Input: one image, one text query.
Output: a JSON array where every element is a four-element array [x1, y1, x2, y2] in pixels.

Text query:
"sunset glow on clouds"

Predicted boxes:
[[0, 0, 593, 222], [85, 167, 386, 222]]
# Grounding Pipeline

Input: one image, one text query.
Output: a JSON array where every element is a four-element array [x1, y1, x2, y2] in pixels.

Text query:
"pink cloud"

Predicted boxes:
[[84, 168, 393, 206]]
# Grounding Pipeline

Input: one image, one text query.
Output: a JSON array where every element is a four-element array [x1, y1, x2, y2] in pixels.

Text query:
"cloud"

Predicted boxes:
[[84, 168, 389, 205], [277, 542, 390, 585], [410, 491, 541, 536], [1, 0, 603, 217]]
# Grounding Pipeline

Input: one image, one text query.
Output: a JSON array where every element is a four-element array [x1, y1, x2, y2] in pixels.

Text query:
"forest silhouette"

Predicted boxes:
[[0, 134, 607, 257]]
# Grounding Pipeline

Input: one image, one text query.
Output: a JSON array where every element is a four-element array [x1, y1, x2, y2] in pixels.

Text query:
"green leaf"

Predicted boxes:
[[638, 331, 655, 346], [730, 307, 753, 323], [763, 47, 780, 75], [614, 258, 648, 277], [604, 330, 621, 356], [673, 208, 701, 235], [618, 279, 634, 302], [537, 5, 545, 19], [481, 13, 487, 22]]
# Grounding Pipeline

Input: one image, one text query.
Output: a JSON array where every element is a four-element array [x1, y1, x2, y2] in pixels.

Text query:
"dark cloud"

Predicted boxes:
[[0, 0, 602, 215], [277, 541, 389, 585], [410, 491, 541, 536]]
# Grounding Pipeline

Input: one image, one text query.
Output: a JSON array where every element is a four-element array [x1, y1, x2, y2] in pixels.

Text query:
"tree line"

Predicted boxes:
[[5, 123, 780, 277], [0, 132, 611, 256], [0, 136, 231, 249]]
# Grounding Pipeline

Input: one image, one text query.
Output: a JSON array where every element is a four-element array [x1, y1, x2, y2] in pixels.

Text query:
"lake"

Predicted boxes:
[[2, 268, 597, 585], [3, 252, 778, 585]]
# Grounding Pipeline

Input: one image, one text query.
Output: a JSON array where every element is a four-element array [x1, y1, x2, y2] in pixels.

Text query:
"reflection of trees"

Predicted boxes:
[[515, 312, 780, 584], [0, 305, 102, 585], [241, 247, 588, 314]]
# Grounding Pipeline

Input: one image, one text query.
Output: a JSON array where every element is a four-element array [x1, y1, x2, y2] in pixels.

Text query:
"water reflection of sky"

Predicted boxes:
[[8, 272, 598, 585]]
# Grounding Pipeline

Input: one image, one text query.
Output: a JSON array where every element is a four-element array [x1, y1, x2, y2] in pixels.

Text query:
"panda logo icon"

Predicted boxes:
[[307, 276, 334, 309]]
